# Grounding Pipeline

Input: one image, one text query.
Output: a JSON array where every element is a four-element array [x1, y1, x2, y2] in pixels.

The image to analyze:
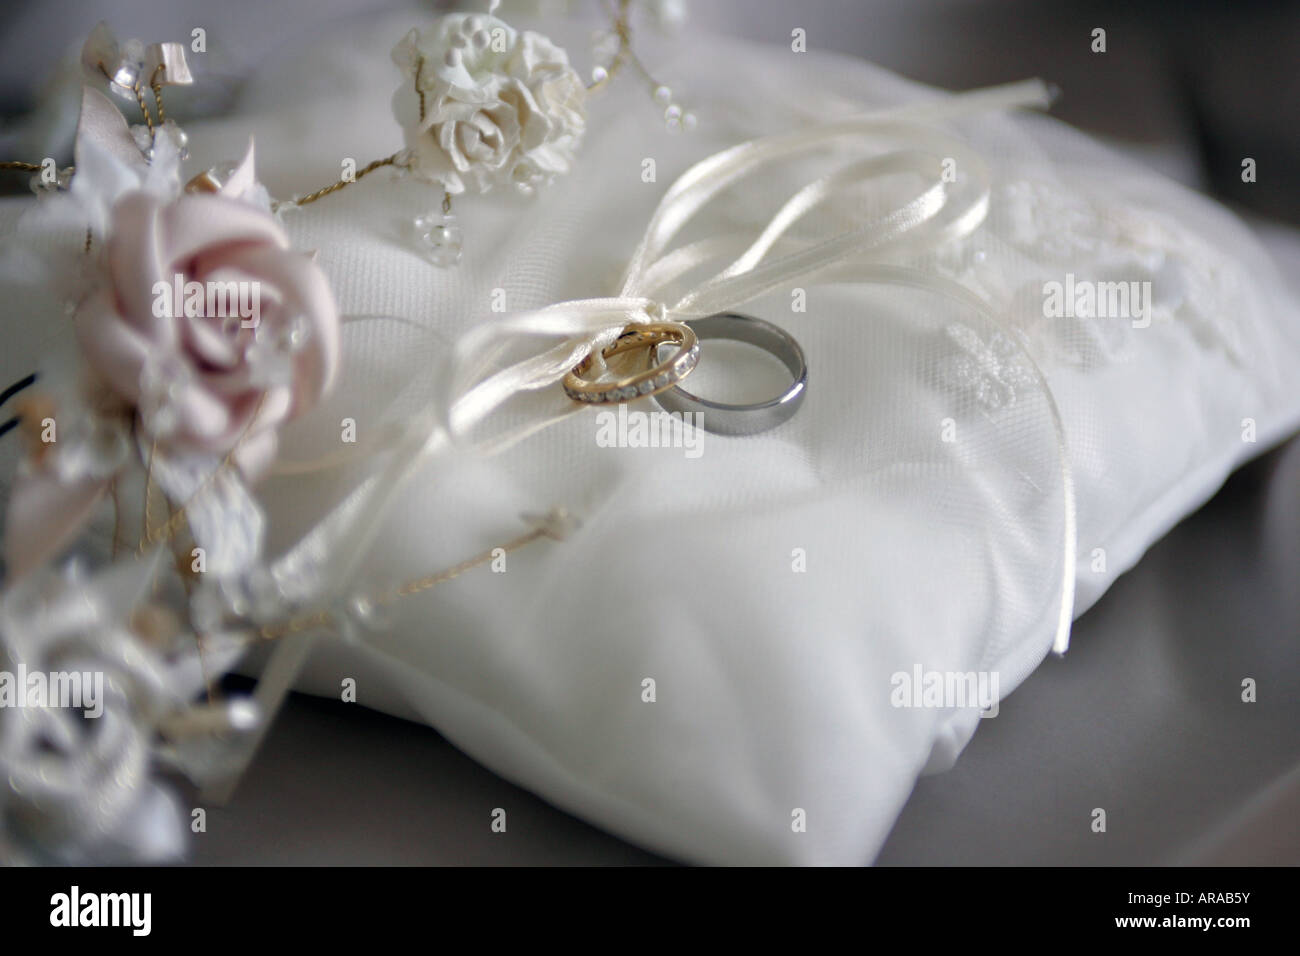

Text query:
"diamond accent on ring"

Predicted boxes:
[[562, 320, 697, 405]]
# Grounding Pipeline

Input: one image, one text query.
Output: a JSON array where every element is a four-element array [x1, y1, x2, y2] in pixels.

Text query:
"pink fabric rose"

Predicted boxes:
[[4, 187, 338, 578], [76, 189, 338, 474]]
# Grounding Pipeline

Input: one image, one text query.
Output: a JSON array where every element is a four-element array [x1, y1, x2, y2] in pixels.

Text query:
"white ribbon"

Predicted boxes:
[[211, 77, 1078, 803], [448, 82, 1028, 441], [439, 77, 1075, 652]]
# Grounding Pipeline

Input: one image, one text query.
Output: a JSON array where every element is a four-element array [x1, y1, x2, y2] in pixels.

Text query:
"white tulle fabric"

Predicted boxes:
[[3, 14, 1299, 865]]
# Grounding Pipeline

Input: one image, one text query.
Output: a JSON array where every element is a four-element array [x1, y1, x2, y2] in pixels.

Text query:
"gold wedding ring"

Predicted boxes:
[[563, 321, 699, 404]]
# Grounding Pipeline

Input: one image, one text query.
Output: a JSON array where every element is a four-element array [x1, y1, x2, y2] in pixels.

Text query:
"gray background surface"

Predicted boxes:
[[180, 433, 1299, 865]]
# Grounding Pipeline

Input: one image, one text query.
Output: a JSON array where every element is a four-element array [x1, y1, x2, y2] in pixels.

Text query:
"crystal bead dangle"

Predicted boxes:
[[413, 191, 463, 268]]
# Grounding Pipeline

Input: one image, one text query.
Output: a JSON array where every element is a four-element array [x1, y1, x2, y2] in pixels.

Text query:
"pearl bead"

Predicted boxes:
[[653, 85, 673, 105], [111, 60, 141, 91]]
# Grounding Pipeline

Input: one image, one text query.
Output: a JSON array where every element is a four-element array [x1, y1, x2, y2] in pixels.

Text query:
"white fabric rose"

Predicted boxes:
[[0, 557, 244, 864], [391, 14, 586, 195]]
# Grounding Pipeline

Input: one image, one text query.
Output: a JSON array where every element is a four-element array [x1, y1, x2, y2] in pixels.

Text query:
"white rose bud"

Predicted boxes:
[[390, 14, 587, 196]]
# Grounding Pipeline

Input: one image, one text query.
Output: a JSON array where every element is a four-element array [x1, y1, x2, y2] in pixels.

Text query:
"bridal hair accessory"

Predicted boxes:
[[0, 10, 1076, 862], [653, 313, 808, 435]]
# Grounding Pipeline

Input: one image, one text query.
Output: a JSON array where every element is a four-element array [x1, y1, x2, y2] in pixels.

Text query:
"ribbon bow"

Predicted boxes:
[[449, 81, 1040, 428]]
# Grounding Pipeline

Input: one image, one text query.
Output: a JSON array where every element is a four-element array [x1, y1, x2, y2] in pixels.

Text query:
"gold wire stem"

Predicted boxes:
[[96, 62, 155, 142], [588, 0, 633, 91], [195, 631, 216, 705], [588, 0, 675, 105], [168, 536, 192, 597], [379, 526, 548, 604], [109, 476, 123, 559], [140, 436, 158, 552], [162, 501, 214, 703], [138, 395, 267, 554], [287, 153, 402, 208], [415, 56, 427, 123], [257, 519, 563, 642], [140, 451, 231, 552], [258, 609, 332, 642], [622, 43, 664, 90], [165, 507, 199, 596], [132, 84, 154, 140], [0, 161, 43, 172], [149, 64, 167, 124]]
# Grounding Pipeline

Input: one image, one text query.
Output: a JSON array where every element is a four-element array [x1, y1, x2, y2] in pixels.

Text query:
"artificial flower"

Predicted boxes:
[[391, 12, 587, 195]]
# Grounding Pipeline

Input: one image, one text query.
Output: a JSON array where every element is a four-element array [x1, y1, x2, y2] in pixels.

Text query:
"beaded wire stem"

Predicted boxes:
[[255, 508, 576, 642]]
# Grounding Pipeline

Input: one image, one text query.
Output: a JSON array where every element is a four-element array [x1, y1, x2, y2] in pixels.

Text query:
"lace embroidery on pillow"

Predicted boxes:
[[998, 177, 1249, 364], [933, 176, 1251, 372], [941, 323, 1038, 412]]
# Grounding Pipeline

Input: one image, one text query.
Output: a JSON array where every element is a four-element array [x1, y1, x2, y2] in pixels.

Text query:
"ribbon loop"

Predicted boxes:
[[450, 83, 1048, 441], [426, 78, 1075, 654]]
